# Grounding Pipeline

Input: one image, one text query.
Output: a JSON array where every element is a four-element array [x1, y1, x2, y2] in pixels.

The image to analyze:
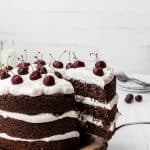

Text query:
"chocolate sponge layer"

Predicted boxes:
[[0, 137, 79, 150], [68, 77, 116, 102], [0, 117, 78, 139], [0, 94, 76, 115], [76, 103, 118, 124]]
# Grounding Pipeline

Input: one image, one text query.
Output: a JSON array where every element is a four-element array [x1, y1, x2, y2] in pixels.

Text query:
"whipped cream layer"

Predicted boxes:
[[0, 110, 77, 123], [0, 131, 79, 142], [65, 67, 114, 88], [79, 113, 120, 131], [0, 65, 74, 96], [76, 95, 118, 110]]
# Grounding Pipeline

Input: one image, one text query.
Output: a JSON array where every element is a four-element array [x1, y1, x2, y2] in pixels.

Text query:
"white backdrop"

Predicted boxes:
[[0, 0, 150, 74]]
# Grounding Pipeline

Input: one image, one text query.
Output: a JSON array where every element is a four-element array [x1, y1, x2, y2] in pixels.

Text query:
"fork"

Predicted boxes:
[[116, 72, 150, 87]]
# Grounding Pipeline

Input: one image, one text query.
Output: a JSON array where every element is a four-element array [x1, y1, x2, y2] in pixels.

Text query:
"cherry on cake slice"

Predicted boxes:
[[0, 65, 79, 150]]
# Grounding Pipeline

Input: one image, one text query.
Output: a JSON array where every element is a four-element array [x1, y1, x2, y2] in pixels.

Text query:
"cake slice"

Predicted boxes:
[[0, 65, 79, 150], [65, 65, 119, 141]]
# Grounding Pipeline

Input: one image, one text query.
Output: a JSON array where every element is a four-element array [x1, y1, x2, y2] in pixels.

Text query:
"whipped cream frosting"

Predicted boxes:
[[65, 67, 114, 88], [0, 131, 79, 142], [76, 95, 118, 110], [79, 112, 120, 131], [0, 65, 74, 96], [0, 110, 77, 123]]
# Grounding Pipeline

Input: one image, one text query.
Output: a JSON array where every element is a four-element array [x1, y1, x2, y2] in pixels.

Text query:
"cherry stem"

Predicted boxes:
[[49, 59, 52, 66], [10, 70, 15, 75], [18, 58, 21, 61], [34, 56, 38, 60], [21, 55, 24, 61], [34, 52, 43, 60], [7, 56, 11, 66], [49, 53, 55, 61], [38, 52, 43, 59], [58, 50, 67, 60], [30, 64, 34, 71], [68, 50, 71, 62], [24, 50, 28, 61], [47, 64, 55, 74], [90, 53, 99, 62], [50, 67, 55, 73], [1, 64, 8, 73], [37, 52, 40, 58], [1, 64, 5, 70], [72, 52, 78, 60]]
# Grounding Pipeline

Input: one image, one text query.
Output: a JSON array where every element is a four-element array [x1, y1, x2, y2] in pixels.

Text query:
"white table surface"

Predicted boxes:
[[108, 77, 150, 150]]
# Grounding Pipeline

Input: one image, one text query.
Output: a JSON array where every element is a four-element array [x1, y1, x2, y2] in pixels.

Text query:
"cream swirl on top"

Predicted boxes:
[[0, 65, 74, 96], [65, 67, 114, 88]]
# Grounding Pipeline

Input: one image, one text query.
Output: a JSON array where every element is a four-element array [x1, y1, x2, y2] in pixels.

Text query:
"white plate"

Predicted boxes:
[[117, 74, 150, 93]]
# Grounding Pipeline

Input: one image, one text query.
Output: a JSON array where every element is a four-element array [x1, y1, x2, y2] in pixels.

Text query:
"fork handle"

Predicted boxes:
[[131, 78, 150, 87]]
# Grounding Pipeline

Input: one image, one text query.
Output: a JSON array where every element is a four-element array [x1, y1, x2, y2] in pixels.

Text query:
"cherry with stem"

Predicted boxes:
[[90, 52, 104, 76], [5, 56, 13, 70], [90, 52, 106, 68], [72, 52, 85, 68], [50, 51, 66, 69], [0, 64, 10, 80], [66, 50, 74, 69], [34, 52, 46, 65]]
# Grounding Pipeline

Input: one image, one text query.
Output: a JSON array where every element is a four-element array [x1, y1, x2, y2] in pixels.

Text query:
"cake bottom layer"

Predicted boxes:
[[87, 122, 114, 140], [0, 137, 79, 150], [79, 121, 115, 140]]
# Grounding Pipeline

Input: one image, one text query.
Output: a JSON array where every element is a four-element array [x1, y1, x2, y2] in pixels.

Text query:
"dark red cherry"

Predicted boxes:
[[5, 66, 13, 71], [135, 95, 143, 102], [39, 67, 47, 74], [36, 65, 47, 74], [73, 60, 85, 68], [54, 71, 63, 79], [34, 59, 46, 65], [125, 94, 134, 104], [93, 67, 104, 76], [43, 75, 55, 86], [53, 61, 63, 68], [17, 62, 30, 68], [95, 61, 106, 68], [11, 75, 23, 84], [0, 71, 10, 79], [30, 71, 41, 80], [17, 66, 28, 75], [24, 62, 30, 66], [66, 63, 74, 69]]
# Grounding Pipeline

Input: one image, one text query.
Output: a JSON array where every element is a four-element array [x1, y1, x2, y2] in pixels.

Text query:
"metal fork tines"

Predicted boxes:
[[116, 72, 150, 87]]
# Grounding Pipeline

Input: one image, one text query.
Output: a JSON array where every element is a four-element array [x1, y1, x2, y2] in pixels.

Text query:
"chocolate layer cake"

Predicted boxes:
[[0, 65, 79, 150], [65, 64, 119, 141]]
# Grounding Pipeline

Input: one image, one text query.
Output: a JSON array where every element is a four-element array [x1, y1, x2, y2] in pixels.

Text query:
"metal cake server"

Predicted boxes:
[[116, 72, 150, 87]]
